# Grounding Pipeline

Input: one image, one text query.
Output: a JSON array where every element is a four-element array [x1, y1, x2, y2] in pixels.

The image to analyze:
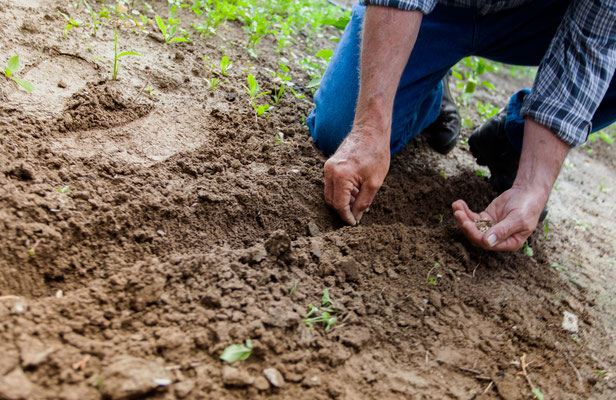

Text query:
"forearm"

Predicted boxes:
[[513, 118, 571, 199], [353, 6, 423, 136]]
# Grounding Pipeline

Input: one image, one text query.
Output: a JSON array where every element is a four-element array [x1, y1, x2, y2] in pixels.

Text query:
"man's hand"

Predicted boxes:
[[324, 127, 390, 225], [454, 118, 570, 250], [323, 6, 423, 224], [452, 187, 547, 251]]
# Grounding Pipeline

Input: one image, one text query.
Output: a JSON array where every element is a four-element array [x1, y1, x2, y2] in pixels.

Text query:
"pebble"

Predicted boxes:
[[174, 379, 194, 398], [100, 356, 172, 400], [0, 368, 34, 400], [263, 368, 285, 388], [562, 311, 579, 333], [253, 376, 270, 391], [307, 221, 321, 237], [222, 365, 254, 387]]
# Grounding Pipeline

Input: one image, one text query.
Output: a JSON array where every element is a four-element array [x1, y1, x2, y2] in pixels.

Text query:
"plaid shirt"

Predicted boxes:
[[361, 0, 616, 146]]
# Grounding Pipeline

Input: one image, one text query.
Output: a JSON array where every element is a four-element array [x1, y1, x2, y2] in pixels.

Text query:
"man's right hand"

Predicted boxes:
[[324, 127, 390, 225]]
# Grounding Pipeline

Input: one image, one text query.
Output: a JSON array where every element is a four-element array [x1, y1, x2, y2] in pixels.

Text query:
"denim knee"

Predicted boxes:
[[307, 105, 353, 156]]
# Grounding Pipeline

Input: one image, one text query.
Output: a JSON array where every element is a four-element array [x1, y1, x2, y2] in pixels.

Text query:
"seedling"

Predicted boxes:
[[204, 77, 220, 91], [252, 102, 269, 117], [219, 56, 233, 76], [57, 185, 71, 194], [155, 10, 189, 44], [550, 262, 567, 271], [522, 241, 534, 257], [543, 218, 549, 240], [244, 74, 269, 100], [531, 388, 544, 400], [270, 62, 291, 104], [289, 281, 297, 296], [3, 55, 34, 92], [58, 11, 82, 37], [303, 289, 338, 332], [220, 339, 253, 363], [426, 262, 442, 286], [111, 29, 141, 80], [475, 169, 488, 178]]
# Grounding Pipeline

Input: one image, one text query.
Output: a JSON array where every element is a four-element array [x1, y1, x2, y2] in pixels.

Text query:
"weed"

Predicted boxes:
[[58, 11, 83, 37], [94, 374, 104, 392], [531, 388, 544, 400], [289, 281, 297, 296], [600, 184, 610, 193], [270, 62, 291, 104], [476, 101, 498, 121], [303, 289, 338, 332], [475, 169, 488, 178], [219, 56, 233, 76], [543, 218, 549, 240], [205, 77, 220, 91], [3, 55, 34, 92], [220, 339, 253, 363], [111, 29, 141, 80], [522, 242, 534, 257], [244, 74, 269, 100], [155, 6, 189, 44], [426, 263, 442, 286], [550, 262, 567, 271]]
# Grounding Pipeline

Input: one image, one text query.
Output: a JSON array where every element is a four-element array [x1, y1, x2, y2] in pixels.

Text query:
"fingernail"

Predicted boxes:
[[487, 234, 497, 247]]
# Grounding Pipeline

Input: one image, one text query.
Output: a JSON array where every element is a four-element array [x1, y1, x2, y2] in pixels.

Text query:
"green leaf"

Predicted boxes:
[[481, 81, 497, 91], [315, 49, 333, 61], [170, 37, 188, 43], [220, 341, 252, 363], [8, 55, 20, 75], [321, 289, 333, 307], [451, 71, 463, 80], [155, 15, 166, 37], [464, 78, 477, 93], [12, 78, 34, 92], [531, 388, 544, 400], [307, 77, 321, 89], [117, 51, 141, 58]]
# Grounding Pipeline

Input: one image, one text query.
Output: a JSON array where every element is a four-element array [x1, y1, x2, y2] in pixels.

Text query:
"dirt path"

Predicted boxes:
[[0, 1, 614, 399]]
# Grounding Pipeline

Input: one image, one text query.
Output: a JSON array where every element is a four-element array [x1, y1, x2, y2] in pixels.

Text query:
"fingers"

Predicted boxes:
[[483, 214, 532, 251], [351, 180, 379, 222]]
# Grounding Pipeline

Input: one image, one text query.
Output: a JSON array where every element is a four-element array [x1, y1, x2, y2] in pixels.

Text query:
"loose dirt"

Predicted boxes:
[[1, 1, 615, 399]]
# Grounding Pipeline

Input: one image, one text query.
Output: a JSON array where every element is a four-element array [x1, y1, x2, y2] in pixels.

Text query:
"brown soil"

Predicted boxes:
[[1, 1, 615, 399]]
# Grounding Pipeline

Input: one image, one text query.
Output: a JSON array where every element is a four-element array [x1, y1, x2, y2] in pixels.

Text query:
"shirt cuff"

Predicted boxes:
[[520, 93, 589, 147], [360, 0, 437, 14]]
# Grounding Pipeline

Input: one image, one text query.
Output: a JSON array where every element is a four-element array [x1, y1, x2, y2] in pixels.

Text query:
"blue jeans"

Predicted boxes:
[[307, 1, 616, 156]]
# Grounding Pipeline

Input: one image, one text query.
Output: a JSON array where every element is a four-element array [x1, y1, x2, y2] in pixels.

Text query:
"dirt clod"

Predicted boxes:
[[263, 367, 286, 388], [100, 356, 171, 400]]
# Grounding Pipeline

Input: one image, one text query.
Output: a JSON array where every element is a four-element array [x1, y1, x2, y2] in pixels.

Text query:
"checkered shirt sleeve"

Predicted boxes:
[[520, 0, 616, 146], [360, 0, 438, 14]]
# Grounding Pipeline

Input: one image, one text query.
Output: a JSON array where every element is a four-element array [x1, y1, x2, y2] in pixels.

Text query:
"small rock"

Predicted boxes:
[[337, 257, 360, 283], [174, 380, 194, 398], [307, 221, 321, 237], [57, 80, 67, 88], [310, 239, 321, 259], [562, 311, 579, 333], [222, 366, 254, 387], [253, 376, 270, 391], [18, 336, 56, 368], [101, 356, 172, 400], [0, 368, 34, 400], [428, 291, 442, 309], [263, 368, 285, 388], [340, 326, 371, 350], [302, 375, 322, 387], [264, 230, 291, 258]]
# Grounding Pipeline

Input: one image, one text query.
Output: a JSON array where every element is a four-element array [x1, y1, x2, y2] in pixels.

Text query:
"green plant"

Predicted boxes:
[[57, 186, 71, 194], [205, 77, 220, 91], [531, 388, 544, 400], [543, 218, 549, 240], [303, 289, 338, 332], [426, 263, 442, 286], [475, 169, 488, 178], [220, 340, 253, 363], [476, 101, 499, 121], [550, 262, 567, 271], [289, 281, 297, 296], [111, 29, 141, 80], [522, 241, 534, 257], [270, 62, 291, 104], [219, 56, 233, 76], [155, 6, 189, 45], [244, 74, 269, 100], [306, 48, 333, 90], [452, 57, 497, 104], [3, 56, 34, 92], [58, 11, 83, 37]]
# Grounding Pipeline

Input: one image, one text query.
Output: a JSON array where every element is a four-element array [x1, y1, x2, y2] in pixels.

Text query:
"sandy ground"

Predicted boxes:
[[0, 1, 615, 399]]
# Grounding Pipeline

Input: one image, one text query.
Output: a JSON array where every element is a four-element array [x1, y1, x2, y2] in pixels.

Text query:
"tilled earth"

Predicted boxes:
[[1, 1, 615, 399]]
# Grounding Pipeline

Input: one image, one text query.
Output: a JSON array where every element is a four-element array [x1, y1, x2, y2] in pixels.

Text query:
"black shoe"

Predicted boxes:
[[422, 72, 461, 154], [469, 108, 549, 222]]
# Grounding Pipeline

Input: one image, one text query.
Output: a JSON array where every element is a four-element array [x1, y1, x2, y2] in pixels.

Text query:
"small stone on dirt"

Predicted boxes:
[[0, 368, 35, 400], [307, 221, 321, 237], [253, 376, 270, 391], [562, 311, 579, 333], [174, 379, 195, 398], [263, 368, 285, 388], [338, 257, 360, 283], [100, 356, 172, 400], [302, 375, 322, 388], [222, 365, 254, 387], [57, 80, 67, 88]]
